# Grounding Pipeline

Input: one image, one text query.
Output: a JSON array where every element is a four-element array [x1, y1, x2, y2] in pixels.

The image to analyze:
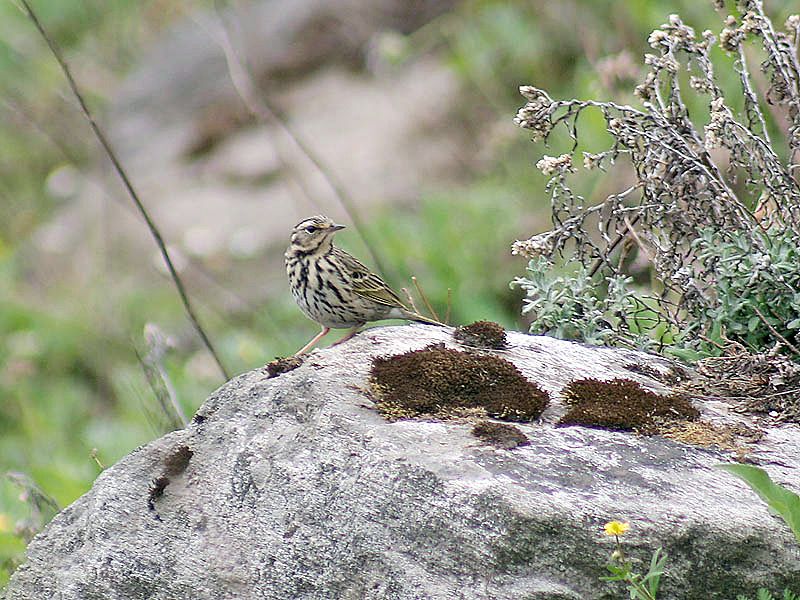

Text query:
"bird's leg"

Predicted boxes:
[[332, 325, 363, 347], [294, 326, 330, 356]]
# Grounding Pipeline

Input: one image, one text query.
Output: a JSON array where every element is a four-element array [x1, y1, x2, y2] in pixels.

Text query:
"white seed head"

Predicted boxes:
[[536, 154, 573, 176], [648, 29, 670, 49]]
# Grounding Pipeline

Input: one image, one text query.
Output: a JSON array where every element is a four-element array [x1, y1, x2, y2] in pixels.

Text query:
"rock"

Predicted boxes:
[[5, 326, 800, 599]]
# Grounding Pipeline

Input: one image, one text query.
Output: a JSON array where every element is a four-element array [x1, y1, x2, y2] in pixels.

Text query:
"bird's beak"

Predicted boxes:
[[330, 223, 346, 231]]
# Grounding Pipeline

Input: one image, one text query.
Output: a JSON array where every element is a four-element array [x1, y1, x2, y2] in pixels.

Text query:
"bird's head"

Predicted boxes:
[[287, 215, 345, 255]]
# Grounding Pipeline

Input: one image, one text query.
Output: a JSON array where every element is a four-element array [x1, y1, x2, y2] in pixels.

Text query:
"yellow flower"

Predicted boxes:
[[604, 520, 630, 536], [0, 513, 11, 533]]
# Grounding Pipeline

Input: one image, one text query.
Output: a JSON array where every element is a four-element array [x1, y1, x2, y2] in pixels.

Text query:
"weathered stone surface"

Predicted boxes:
[[5, 326, 800, 599]]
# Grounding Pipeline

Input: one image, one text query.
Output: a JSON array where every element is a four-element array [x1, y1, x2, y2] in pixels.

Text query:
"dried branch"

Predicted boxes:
[[513, 9, 800, 356], [752, 306, 800, 357], [400, 287, 421, 314], [411, 276, 440, 322]]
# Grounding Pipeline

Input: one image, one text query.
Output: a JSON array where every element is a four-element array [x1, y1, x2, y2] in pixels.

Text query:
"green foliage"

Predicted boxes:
[[512, 224, 800, 355], [0, 531, 25, 589], [511, 2, 800, 359], [717, 463, 800, 544], [512, 256, 659, 350], [602, 547, 667, 600], [685, 227, 800, 353], [600, 523, 666, 600], [445, 2, 581, 109]]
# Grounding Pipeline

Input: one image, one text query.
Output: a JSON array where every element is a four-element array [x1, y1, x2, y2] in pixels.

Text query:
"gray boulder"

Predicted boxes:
[[5, 325, 800, 599]]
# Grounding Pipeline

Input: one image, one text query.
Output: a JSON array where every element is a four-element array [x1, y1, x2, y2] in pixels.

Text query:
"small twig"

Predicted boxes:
[[134, 346, 185, 433], [400, 287, 421, 314], [698, 333, 727, 351], [444, 288, 452, 325], [143, 323, 187, 426], [19, 0, 230, 381], [89, 448, 106, 470], [411, 276, 440, 321], [622, 216, 654, 264], [5, 471, 60, 535], [616, 237, 633, 271], [155, 358, 186, 426], [588, 213, 642, 277], [753, 305, 800, 356]]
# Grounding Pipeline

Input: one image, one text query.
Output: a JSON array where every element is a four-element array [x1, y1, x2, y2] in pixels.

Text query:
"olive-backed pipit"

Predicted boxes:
[[285, 215, 441, 355]]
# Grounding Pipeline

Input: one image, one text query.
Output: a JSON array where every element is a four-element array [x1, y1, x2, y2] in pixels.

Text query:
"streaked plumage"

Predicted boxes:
[[285, 215, 441, 354]]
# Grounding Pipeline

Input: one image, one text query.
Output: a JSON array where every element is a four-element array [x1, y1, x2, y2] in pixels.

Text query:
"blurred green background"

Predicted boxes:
[[0, 0, 795, 585]]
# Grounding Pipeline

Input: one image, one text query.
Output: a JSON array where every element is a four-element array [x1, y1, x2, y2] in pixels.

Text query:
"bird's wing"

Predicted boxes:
[[333, 247, 409, 309]]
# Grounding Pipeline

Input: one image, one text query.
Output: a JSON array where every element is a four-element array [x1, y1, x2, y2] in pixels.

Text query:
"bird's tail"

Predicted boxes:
[[404, 310, 446, 327]]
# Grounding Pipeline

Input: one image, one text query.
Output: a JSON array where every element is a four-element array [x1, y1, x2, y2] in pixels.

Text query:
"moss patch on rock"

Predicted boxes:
[[265, 356, 303, 378], [472, 420, 530, 449], [163, 445, 193, 476], [558, 378, 699, 434], [370, 344, 549, 422], [453, 321, 508, 349]]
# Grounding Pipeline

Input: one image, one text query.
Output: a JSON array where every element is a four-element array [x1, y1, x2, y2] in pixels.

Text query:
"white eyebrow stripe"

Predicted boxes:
[[294, 215, 332, 230]]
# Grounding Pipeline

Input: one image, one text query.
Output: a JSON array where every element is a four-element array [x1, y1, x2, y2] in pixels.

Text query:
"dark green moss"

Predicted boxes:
[[453, 320, 508, 349], [266, 355, 303, 378], [147, 475, 170, 515], [148, 445, 193, 518], [558, 378, 699, 434], [472, 420, 530, 449], [163, 445, 193, 477], [370, 344, 549, 422]]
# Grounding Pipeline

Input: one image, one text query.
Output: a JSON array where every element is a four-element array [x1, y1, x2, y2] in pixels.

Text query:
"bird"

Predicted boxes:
[[285, 215, 443, 355]]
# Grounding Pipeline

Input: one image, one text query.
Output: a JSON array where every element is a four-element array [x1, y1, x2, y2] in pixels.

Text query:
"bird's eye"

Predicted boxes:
[[304, 225, 317, 233]]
